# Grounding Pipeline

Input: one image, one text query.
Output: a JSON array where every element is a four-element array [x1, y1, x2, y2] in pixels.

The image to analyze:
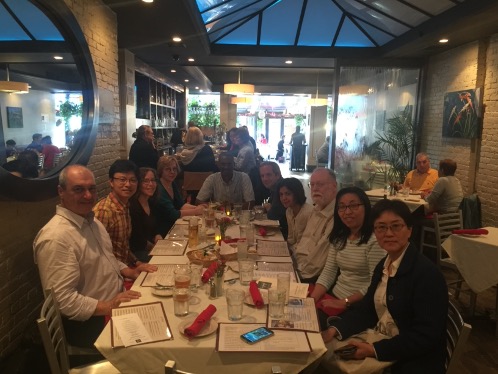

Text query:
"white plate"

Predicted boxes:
[[244, 290, 268, 306], [178, 317, 218, 338], [151, 287, 173, 297], [257, 230, 276, 237], [459, 234, 482, 238]]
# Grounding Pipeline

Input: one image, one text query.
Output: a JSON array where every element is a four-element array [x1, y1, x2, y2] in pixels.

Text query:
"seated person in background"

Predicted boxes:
[[196, 152, 255, 208], [93, 159, 157, 271], [422, 158, 463, 214], [34, 165, 149, 347], [129, 167, 162, 263], [233, 127, 256, 173], [41, 135, 60, 169], [322, 199, 448, 373], [278, 177, 313, 248], [17, 150, 40, 178], [219, 127, 239, 156], [309, 187, 385, 328], [241, 125, 257, 151], [26, 133, 43, 153], [176, 126, 218, 172], [170, 124, 186, 152], [153, 156, 204, 237], [316, 136, 330, 164], [403, 152, 438, 191], [276, 135, 285, 160], [129, 125, 159, 169], [5, 139, 17, 158], [259, 161, 288, 239], [294, 168, 337, 283]]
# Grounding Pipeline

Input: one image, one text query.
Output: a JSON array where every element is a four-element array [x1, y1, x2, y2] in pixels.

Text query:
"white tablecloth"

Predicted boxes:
[[95, 222, 326, 374], [366, 188, 428, 213], [442, 227, 498, 293]]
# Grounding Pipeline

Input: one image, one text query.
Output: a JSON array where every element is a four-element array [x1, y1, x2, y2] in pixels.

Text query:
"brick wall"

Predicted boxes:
[[421, 36, 498, 226], [0, 0, 119, 359]]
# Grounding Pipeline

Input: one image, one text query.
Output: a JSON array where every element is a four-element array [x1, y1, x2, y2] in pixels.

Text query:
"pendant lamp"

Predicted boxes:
[[224, 69, 254, 95], [0, 65, 29, 94]]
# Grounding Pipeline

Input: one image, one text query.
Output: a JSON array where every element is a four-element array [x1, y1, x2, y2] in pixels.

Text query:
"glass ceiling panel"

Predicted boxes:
[[404, 0, 456, 15], [196, 0, 226, 13], [335, 18, 375, 48], [299, 0, 341, 47], [260, 0, 302, 45], [0, 4, 30, 41], [365, 0, 429, 27], [215, 17, 259, 45], [356, 19, 394, 46]]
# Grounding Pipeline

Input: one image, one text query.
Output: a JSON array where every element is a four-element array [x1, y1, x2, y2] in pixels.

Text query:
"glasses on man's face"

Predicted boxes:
[[337, 203, 363, 213], [308, 181, 329, 189], [142, 178, 157, 184], [112, 177, 138, 185], [374, 223, 406, 234]]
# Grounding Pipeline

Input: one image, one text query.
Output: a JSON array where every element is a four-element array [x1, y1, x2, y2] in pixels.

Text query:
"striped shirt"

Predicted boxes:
[[316, 236, 386, 299], [196, 171, 255, 204], [93, 192, 137, 266]]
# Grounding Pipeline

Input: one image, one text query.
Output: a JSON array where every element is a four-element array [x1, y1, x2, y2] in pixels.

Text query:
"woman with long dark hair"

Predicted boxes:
[[310, 187, 385, 324]]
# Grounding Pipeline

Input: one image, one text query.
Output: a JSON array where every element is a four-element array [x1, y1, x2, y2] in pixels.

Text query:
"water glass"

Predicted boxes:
[[237, 239, 248, 260], [174, 266, 192, 289], [188, 217, 199, 248], [254, 205, 265, 220], [240, 210, 251, 225], [189, 264, 203, 292], [245, 223, 255, 246], [268, 289, 286, 318], [233, 203, 243, 220], [226, 289, 245, 321], [277, 273, 291, 305], [238, 259, 255, 285], [173, 287, 190, 316]]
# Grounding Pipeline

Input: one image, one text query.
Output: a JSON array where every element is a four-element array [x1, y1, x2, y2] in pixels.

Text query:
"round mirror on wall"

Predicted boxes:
[[0, 0, 97, 201]]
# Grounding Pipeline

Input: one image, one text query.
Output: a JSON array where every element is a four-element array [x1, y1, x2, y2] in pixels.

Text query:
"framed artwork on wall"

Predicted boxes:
[[6, 107, 23, 128], [442, 88, 482, 139]]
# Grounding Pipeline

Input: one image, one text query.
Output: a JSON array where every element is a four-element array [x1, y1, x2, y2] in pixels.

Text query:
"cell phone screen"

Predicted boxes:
[[240, 327, 274, 344]]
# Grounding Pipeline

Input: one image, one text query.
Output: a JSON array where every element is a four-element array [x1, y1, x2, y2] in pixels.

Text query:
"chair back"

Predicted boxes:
[[38, 154, 45, 170], [446, 301, 472, 373], [433, 211, 463, 268], [459, 194, 482, 229], [37, 288, 70, 374], [182, 171, 212, 201], [53, 153, 64, 167]]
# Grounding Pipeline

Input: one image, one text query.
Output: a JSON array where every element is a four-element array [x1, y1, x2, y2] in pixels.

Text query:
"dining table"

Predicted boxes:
[[442, 227, 498, 337], [94, 216, 327, 374], [365, 188, 428, 213]]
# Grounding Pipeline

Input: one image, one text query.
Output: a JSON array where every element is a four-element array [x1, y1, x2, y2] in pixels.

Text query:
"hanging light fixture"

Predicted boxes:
[[308, 70, 327, 106], [231, 96, 254, 104], [224, 69, 254, 95], [0, 65, 29, 94]]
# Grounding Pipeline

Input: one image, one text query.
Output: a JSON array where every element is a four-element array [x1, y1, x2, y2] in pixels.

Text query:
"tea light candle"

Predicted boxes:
[[215, 235, 221, 245], [226, 210, 231, 216]]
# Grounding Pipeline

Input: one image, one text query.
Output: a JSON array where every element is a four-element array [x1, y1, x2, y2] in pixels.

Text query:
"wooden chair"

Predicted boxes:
[[420, 211, 477, 313], [182, 171, 212, 202], [37, 288, 119, 374], [53, 153, 64, 167], [446, 301, 472, 373], [38, 154, 45, 170]]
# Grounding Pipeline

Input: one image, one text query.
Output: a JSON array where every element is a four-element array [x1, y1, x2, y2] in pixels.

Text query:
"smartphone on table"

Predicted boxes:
[[240, 327, 275, 344]]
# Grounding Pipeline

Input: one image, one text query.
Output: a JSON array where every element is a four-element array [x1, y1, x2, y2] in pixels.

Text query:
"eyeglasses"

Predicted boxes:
[[112, 177, 138, 185], [142, 178, 157, 184], [308, 181, 329, 189], [337, 203, 363, 213], [164, 167, 178, 173], [374, 223, 406, 234]]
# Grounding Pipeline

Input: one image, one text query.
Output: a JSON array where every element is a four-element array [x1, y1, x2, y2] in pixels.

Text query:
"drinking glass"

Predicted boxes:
[[189, 264, 203, 292], [240, 210, 251, 225], [277, 273, 291, 305], [188, 217, 199, 248], [254, 205, 265, 220], [226, 289, 245, 321], [233, 203, 242, 220], [238, 259, 255, 285], [245, 223, 255, 246], [237, 239, 248, 260], [173, 288, 190, 316], [174, 266, 192, 289], [268, 289, 286, 318]]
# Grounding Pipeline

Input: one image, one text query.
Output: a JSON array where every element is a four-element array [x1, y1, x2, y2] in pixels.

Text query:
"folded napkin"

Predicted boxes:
[[183, 304, 217, 338], [249, 281, 264, 308], [308, 284, 345, 317], [452, 229, 489, 235], [201, 261, 219, 283]]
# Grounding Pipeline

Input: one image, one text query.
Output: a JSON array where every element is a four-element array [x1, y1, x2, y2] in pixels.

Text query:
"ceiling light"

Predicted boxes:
[[171, 69, 176, 73], [439, 38, 449, 43], [231, 96, 254, 104], [307, 70, 327, 106], [142, 0, 153, 3], [184, 79, 189, 82], [224, 69, 255, 95], [285, 60, 292, 64], [0, 65, 29, 94], [172, 36, 182, 42], [53, 55, 63, 60], [188, 58, 195, 62]]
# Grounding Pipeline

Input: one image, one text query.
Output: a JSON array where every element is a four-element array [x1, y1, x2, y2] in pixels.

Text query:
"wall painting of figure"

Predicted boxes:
[[442, 88, 482, 139]]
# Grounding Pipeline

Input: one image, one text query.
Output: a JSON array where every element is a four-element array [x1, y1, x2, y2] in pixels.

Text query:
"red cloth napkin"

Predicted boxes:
[[201, 261, 219, 283], [249, 281, 264, 308], [308, 284, 345, 317], [184, 304, 217, 338], [452, 229, 489, 235]]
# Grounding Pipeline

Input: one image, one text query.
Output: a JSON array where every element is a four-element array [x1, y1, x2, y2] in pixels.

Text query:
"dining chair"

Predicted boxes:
[[182, 171, 212, 202], [165, 360, 196, 374], [38, 154, 45, 170], [420, 211, 477, 314], [37, 288, 119, 374], [446, 301, 472, 374]]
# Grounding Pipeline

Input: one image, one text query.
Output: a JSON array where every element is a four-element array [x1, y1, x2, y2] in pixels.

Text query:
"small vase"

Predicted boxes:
[[220, 227, 226, 241]]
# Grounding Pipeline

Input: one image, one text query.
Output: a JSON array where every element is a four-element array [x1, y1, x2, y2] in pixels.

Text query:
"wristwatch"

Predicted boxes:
[[344, 298, 351, 308]]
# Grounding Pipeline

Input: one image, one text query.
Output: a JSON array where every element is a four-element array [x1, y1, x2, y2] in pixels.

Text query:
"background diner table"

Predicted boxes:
[[442, 227, 498, 337], [365, 188, 428, 213], [95, 217, 326, 373]]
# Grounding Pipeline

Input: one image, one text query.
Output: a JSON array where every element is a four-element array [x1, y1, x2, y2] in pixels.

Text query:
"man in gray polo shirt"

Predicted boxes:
[[196, 153, 255, 208]]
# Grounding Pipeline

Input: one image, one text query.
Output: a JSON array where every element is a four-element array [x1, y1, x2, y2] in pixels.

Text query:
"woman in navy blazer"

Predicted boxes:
[[324, 199, 448, 374]]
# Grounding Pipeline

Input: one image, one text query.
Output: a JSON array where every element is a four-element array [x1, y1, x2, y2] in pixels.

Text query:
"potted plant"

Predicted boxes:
[[58, 100, 83, 131]]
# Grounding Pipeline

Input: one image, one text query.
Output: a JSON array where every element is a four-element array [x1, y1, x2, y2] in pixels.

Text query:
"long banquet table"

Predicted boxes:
[[365, 188, 428, 213], [95, 218, 327, 373], [442, 227, 498, 337]]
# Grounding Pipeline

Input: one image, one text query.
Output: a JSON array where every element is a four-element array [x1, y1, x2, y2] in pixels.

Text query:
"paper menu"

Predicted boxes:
[[256, 240, 289, 256], [216, 323, 311, 353], [266, 298, 320, 333], [150, 239, 188, 256], [140, 264, 181, 287], [111, 302, 173, 348], [112, 313, 152, 347], [256, 261, 294, 273]]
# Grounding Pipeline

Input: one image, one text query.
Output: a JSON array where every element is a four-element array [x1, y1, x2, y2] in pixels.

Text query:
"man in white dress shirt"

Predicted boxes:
[[34, 165, 148, 347], [294, 168, 337, 282]]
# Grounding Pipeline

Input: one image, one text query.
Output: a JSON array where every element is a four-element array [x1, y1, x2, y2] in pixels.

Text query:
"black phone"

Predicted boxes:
[[334, 344, 357, 358], [240, 327, 275, 344]]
